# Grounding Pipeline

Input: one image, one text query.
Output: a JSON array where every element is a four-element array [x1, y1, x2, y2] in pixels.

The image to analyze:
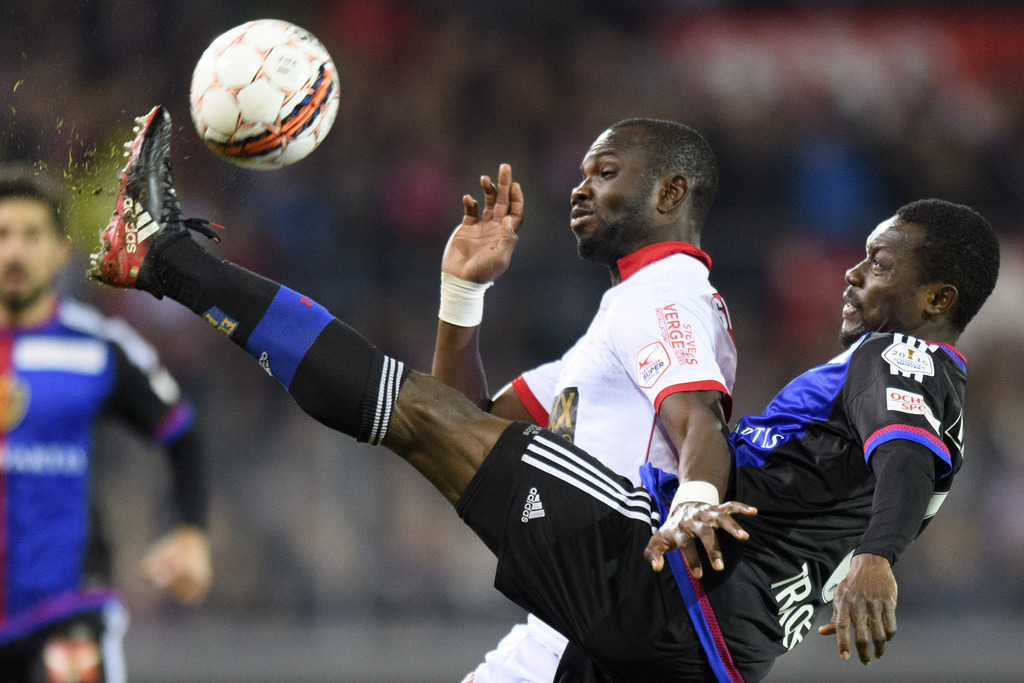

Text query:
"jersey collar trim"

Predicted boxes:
[[616, 242, 711, 281], [935, 343, 966, 371]]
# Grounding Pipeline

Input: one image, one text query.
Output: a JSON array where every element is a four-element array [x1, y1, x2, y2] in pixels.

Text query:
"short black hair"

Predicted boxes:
[[0, 165, 66, 235], [897, 199, 1000, 333], [610, 118, 719, 225]]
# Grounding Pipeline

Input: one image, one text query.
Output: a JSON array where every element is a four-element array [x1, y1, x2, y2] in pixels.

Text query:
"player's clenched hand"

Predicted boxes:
[[644, 501, 756, 578], [442, 163, 524, 284], [817, 553, 897, 665], [142, 524, 212, 605]]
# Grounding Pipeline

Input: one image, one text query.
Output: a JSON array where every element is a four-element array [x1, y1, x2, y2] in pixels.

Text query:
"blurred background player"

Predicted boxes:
[[433, 119, 736, 682], [0, 166, 211, 682]]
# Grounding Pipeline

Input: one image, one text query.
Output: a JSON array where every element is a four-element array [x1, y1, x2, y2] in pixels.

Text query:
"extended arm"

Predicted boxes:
[[818, 441, 935, 664], [432, 163, 524, 413], [106, 343, 212, 604], [643, 390, 756, 577], [142, 426, 212, 604]]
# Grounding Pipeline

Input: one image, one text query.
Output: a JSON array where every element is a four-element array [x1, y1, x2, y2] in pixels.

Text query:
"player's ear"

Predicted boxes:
[[657, 174, 688, 214], [925, 283, 958, 317]]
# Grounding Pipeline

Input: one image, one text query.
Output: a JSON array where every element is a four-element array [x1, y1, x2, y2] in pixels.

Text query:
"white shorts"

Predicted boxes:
[[465, 614, 568, 683]]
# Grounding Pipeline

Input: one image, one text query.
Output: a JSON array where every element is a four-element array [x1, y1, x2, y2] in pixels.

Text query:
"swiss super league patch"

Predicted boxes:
[[636, 341, 671, 388]]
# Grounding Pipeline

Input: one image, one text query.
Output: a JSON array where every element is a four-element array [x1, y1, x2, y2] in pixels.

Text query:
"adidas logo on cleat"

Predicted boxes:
[[87, 105, 222, 295], [120, 197, 160, 253], [521, 487, 546, 522]]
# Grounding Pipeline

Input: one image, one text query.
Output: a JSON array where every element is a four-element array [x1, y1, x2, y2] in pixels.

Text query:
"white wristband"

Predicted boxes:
[[671, 480, 720, 509], [439, 272, 493, 327]]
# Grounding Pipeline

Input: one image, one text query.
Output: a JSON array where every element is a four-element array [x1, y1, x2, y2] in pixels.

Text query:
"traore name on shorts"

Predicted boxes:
[[771, 563, 816, 650]]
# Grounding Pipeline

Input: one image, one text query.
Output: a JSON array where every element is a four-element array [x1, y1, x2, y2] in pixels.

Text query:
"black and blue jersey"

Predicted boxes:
[[692, 331, 965, 672]]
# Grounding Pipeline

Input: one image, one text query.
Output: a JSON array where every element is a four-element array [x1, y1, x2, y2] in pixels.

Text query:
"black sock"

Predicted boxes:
[[155, 236, 407, 443]]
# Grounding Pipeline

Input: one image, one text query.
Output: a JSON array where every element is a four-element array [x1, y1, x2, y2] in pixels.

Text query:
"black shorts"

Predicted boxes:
[[455, 422, 718, 682]]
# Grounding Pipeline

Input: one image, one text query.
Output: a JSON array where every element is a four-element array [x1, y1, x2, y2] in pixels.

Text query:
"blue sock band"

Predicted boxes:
[[244, 286, 334, 389]]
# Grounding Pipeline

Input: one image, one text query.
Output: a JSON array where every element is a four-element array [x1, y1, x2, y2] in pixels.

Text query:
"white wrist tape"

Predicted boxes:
[[439, 272, 493, 327], [671, 480, 720, 509]]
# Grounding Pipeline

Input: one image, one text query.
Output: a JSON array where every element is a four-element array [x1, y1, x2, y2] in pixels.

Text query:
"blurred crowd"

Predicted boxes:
[[2, 0, 1023, 633]]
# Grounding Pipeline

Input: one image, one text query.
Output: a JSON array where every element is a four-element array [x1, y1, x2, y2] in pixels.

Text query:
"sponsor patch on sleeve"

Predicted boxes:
[[881, 340, 934, 380], [636, 341, 671, 388], [885, 387, 941, 433]]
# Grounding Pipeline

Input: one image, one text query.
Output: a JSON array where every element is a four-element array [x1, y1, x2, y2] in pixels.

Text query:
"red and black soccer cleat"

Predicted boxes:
[[89, 105, 220, 297]]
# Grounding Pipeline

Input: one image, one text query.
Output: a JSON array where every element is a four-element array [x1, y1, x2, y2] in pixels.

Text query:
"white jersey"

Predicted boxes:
[[514, 242, 735, 484], [469, 242, 737, 683]]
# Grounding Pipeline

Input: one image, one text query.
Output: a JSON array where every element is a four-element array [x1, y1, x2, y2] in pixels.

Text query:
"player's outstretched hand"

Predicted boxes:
[[142, 524, 212, 605], [442, 163, 524, 284], [644, 501, 757, 578], [817, 552, 897, 665]]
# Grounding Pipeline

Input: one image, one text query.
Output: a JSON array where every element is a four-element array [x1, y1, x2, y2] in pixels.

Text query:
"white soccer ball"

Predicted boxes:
[[189, 19, 340, 169]]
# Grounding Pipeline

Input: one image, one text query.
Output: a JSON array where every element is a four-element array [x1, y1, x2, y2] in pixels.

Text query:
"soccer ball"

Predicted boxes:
[[189, 19, 340, 169]]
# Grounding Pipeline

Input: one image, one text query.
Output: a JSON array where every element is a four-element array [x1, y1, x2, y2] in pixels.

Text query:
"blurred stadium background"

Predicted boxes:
[[3, 1, 1023, 680]]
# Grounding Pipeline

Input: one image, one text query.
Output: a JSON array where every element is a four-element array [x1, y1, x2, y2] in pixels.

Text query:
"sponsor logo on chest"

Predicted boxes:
[[0, 444, 88, 475], [655, 303, 698, 365]]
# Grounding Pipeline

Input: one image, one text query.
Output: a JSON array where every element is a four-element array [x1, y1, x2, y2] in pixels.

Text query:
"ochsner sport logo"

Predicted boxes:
[[886, 388, 941, 433], [120, 196, 161, 253]]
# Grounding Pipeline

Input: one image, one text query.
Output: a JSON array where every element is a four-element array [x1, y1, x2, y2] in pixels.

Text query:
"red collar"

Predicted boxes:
[[616, 242, 711, 281]]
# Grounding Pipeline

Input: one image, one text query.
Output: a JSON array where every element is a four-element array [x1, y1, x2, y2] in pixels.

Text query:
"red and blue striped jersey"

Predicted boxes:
[[0, 299, 194, 644]]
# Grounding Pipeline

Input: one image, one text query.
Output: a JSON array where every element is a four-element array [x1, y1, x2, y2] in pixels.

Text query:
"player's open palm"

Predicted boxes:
[[442, 163, 523, 284], [644, 501, 757, 578]]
